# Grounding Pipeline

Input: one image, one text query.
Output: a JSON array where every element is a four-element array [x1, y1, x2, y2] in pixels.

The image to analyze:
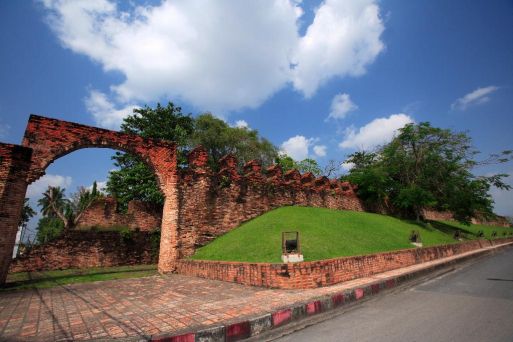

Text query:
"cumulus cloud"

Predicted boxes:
[[41, 0, 385, 120], [341, 161, 355, 171], [328, 93, 358, 120], [26, 174, 73, 198], [85, 90, 138, 129], [87, 180, 107, 192], [451, 86, 499, 111], [234, 120, 249, 129], [313, 145, 327, 157], [281, 135, 315, 161], [292, 0, 385, 97], [339, 113, 414, 150]]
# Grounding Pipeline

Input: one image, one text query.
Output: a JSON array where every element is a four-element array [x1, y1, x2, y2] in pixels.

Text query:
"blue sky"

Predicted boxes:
[[1, 0, 512, 236]]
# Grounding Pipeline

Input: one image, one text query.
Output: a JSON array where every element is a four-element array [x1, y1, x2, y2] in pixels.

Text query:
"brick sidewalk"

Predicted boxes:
[[0, 243, 510, 341]]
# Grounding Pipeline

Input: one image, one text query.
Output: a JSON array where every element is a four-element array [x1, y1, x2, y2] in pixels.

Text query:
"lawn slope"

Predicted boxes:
[[190, 206, 512, 263]]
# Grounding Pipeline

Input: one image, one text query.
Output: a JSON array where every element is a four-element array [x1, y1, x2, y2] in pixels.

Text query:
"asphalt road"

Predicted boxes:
[[275, 247, 513, 342]]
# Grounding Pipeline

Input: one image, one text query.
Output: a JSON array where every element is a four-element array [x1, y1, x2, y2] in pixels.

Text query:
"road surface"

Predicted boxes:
[[275, 247, 513, 342]]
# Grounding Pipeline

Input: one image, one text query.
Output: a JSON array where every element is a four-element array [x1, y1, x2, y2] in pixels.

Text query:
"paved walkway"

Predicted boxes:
[[0, 244, 510, 341]]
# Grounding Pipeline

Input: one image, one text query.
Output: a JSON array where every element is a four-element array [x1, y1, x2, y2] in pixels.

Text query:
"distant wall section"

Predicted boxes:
[[76, 197, 162, 231]]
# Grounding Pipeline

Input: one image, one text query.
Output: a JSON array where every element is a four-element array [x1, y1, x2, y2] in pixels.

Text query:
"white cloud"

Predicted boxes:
[[234, 120, 249, 129], [281, 135, 314, 161], [451, 86, 499, 111], [328, 93, 358, 120], [26, 174, 73, 198], [341, 161, 355, 171], [87, 180, 107, 192], [313, 145, 327, 157], [339, 113, 414, 150], [85, 89, 138, 129], [292, 0, 385, 97], [42, 0, 385, 119]]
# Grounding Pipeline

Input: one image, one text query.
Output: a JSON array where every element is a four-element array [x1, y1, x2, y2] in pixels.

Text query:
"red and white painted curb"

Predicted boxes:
[[151, 242, 512, 342]]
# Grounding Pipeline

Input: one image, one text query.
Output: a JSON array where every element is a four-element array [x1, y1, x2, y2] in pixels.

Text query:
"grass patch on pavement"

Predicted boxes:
[[191, 206, 513, 263]]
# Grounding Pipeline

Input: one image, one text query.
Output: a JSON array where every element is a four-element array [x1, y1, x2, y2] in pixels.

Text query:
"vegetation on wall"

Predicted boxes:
[[106, 103, 297, 209]]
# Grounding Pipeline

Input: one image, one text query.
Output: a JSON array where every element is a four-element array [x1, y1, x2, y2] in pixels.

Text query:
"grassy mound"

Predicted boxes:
[[190, 206, 513, 263]]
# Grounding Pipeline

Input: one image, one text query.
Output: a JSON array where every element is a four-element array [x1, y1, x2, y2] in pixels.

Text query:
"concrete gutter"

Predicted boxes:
[[150, 242, 513, 342]]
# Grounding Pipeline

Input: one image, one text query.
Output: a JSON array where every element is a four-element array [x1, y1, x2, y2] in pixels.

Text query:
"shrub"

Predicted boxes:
[[149, 228, 161, 261], [119, 227, 134, 243], [36, 217, 64, 244]]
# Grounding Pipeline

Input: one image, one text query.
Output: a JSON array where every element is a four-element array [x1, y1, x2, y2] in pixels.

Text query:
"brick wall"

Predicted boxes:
[[0, 143, 31, 284], [9, 230, 157, 273], [176, 238, 513, 289], [76, 197, 161, 231], [177, 147, 364, 257], [422, 209, 454, 221]]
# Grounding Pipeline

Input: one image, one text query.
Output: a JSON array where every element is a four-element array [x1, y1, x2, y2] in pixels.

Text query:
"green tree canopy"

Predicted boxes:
[[344, 122, 512, 223], [107, 103, 195, 208], [191, 113, 278, 170], [35, 217, 64, 244], [275, 155, 324, 177], [107, 107, 279, 208]]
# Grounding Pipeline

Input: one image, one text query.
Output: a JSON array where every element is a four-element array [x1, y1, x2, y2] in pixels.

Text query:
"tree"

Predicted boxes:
[[38, 186, 67, 222], [275, 154, 297, 172], [18, 198, 36, 248], [35, 217, 64, 244], [37, 183, 103, 230], [323, 160, 343, 178], [296, 158, 322, 176], [191, 113, 278, 170], [107, 103, 195, 209], [108, 108, 280, 208], [20, 198, 36, 226], [344, 122, 512, 223]]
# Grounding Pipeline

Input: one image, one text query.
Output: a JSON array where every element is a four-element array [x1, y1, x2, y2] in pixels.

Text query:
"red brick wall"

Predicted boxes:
[[76, 197, 161, 231], [422, 209, 454, 221], [9, 231, 157, 273], [176, 238, 513, 289], [0, 143, 31, 284], [20, 115, 179, 275], [177, 147, 364, 257]]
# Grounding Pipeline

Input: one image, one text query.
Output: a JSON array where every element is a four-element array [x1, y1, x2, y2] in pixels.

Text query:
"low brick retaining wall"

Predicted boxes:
[[176, 238, 513, 289], [9, 230, 158, 273], [156, 242, 513, 342]]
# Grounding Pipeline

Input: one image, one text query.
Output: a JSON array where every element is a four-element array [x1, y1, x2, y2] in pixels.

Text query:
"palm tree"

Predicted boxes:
[[37, 183, 104, 231], [38, 186, 70, 229]]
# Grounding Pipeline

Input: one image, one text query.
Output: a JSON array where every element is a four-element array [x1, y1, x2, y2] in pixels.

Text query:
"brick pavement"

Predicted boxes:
[[0, 243, 511, 341]]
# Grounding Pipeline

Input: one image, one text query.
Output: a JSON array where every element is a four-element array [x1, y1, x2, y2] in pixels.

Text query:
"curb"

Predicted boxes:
[[150, 242, 513, 342]]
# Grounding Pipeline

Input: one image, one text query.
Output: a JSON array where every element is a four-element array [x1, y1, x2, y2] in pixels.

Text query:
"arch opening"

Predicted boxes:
[[0, 115, 179, 285]]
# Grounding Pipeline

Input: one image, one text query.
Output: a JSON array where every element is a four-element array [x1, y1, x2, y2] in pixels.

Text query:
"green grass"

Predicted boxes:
[[3, 264, 157, 291], [191, 206, 513, 263], [434, 220, 513, 239]]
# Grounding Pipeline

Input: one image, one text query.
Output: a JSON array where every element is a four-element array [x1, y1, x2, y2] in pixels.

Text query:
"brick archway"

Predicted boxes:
[[0, 115, 179, 285]]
